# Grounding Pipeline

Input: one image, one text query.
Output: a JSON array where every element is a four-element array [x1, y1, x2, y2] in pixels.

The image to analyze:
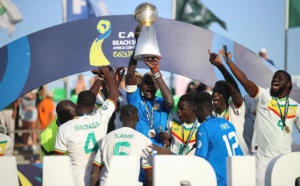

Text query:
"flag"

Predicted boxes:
[[176, 0, 226, 30], [0, 0, 22, 36], [289, 0, 300, 28], [66, 0, 109, 22]]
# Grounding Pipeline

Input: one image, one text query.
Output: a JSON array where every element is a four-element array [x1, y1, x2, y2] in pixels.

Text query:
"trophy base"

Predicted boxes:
[[134, 54, 161, 61]]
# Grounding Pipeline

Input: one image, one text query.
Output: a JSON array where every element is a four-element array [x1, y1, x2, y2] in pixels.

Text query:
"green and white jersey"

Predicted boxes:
[[54, 99, 115, 186], [167, 113, 200, 155], [252, 86, 300, 157], [93, 127, 153, 186]]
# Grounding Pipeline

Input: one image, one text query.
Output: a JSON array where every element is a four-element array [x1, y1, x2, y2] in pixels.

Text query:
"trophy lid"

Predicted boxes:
[[134, 2, 158, 26]]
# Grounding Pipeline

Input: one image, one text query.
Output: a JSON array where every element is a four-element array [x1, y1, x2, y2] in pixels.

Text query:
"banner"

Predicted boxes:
[[18, 164, 42, 186], [0, 15, 299, 110]]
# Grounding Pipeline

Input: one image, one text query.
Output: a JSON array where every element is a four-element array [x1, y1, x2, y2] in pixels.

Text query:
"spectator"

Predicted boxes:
[[37, 91, 55, 130], [194, 92, 243, 186], [20, 90, 38, 153], [75, 74, 87, 95], [163, 93, 200, 155], [54, 66, 118, 186], [259, 48, 274, 66], [40, 100, 76, 157], [208, 49, 249, 155], [225, 49, 300, 186], [36, 85, 46, 106], [91, 104, 153, 186]]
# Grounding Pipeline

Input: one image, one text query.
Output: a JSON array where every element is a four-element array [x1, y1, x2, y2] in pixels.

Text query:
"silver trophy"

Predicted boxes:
[[134, 2, 161, 61]]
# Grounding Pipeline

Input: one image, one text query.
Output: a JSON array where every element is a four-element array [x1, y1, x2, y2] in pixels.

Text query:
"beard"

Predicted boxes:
[[270, 86, 285, 97]]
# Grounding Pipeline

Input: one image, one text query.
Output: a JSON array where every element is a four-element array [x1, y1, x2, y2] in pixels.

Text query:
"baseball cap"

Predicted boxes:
[[46, 91, 54, 98], [260, 48, 267, 54]]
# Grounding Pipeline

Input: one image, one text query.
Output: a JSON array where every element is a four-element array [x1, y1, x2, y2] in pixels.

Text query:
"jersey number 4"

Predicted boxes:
[[222, 131, 239, 156], [84, 132, 99, 154]]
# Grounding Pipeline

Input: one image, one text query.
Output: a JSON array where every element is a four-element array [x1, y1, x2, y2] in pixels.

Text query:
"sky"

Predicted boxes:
[[0, 0, 300, 88]]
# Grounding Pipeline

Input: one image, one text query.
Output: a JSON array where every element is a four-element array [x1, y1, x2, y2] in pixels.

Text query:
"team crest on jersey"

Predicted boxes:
[[288, 108, 295, 114], [153, 103, 160, 111]]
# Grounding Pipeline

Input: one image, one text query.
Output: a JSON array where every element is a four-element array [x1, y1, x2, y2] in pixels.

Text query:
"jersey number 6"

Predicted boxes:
[[113, 141, 131, 155]]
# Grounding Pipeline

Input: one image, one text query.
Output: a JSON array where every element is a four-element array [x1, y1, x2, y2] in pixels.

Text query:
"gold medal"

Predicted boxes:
[[285, 126, 290, 134]]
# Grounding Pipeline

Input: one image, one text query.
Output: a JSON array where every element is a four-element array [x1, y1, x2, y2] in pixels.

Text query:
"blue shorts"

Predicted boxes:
[[22, 109, 38, 122]]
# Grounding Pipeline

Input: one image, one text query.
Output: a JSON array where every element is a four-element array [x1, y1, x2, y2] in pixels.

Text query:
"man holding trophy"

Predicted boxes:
[[125, 2, 174, 146]]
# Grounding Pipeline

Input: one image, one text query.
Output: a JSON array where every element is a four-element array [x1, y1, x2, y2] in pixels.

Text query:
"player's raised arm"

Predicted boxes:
[[126, 25, 140, 87], [95, 66, 119, 106], [223, 51, 258, 98], [208, 49, 243, 107], [144, 57, 174, 109], [90, 68, 105, 96]]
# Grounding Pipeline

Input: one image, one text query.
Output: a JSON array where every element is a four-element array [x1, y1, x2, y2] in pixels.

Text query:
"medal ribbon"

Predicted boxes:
[[275, 97, 289, 129], [179, 120, 198, 155], [142, 97, 156, 131]]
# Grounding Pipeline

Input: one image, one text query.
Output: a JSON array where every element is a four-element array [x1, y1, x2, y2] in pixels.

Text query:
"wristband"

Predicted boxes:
[[154, 71, 162, 79], [97, 76, 104, 81]]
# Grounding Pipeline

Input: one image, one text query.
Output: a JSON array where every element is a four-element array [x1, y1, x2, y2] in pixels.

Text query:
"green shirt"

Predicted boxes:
[[40, 119, 58, 156]]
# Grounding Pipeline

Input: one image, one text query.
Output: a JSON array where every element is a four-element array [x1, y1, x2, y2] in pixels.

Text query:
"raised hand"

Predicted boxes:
[[219, 49, 232, 62], [91, 66, 109, 78], [208, 50, 222, 66], [144, 57, 159, 73], [115, 67, 126, 85]]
